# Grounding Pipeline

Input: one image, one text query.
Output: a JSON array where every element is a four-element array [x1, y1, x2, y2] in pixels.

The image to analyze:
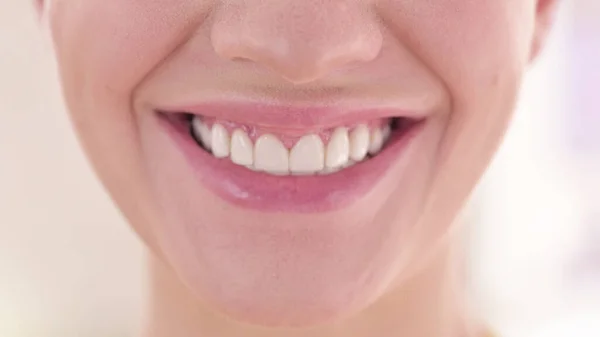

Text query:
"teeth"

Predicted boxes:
[[319, 166, 343, 175], [349, 124, 370, 162], [289, 134, 325, 175], [254, 134, 289, 175], [382, 124, 392, 144], [343, 159, 357, 168], [211, 124, 230, 158], [230, 129, 254, 166], [368, 128, 384, 155], [325, 127, 350, 169], [191, 118, 212, 150], [191, 117, 395, 176]]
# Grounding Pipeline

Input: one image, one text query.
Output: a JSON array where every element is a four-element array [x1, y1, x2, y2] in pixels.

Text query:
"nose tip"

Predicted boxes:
[[213, 32, 382, 84], [210, 2, 383, 84]]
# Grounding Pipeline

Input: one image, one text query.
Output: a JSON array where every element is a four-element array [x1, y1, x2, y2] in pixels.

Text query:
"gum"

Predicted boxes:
[[198, 117, 392, 149]]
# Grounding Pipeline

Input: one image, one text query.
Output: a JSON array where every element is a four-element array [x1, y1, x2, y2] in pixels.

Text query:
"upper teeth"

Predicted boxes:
[[191, 117, 392, 176]]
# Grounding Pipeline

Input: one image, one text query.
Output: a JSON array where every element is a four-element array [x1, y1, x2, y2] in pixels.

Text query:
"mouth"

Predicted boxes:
[[156, 102, 427, 212]]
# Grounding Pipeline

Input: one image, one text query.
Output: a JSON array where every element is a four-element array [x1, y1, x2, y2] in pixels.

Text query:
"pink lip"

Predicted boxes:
[[159, 101, 428, 130], [157, 102, 426, 212]]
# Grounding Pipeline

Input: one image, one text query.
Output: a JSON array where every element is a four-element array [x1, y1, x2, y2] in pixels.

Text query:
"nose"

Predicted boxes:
[[210, 0, 383, 84]]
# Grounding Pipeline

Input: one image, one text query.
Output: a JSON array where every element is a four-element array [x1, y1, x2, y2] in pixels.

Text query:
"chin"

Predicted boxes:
[[162, 212, 410, 328], [193, 274, 385, 327]]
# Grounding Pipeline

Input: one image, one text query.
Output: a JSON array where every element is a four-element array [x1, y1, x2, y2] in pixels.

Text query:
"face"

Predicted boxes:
[[44, 0, 555, 327]]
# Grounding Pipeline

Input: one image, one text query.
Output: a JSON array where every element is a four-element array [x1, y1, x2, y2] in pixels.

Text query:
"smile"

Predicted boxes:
[[157, 101, 428, 212], [189, 116, 418, 175]]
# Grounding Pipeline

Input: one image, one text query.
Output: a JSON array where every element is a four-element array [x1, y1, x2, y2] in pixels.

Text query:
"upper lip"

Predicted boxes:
[[156, 99, 433, 130]]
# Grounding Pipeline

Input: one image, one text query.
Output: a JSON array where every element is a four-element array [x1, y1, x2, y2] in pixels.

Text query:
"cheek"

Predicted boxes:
[[46, 1, 195, 253], [383, 0, 533, 88], [379, 0, 536, 255], [394, 0, 534, 155], [48, 0, 208, 98]]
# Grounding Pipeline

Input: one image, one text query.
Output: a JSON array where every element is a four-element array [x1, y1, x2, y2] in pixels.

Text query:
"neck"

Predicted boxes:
[[140, 240, 480, 337]]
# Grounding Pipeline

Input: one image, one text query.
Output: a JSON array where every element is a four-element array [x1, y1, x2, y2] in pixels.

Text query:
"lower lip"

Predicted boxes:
[[158, 114, 425, 213]]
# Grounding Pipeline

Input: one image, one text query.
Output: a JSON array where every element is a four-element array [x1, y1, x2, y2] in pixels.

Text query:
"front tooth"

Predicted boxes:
[[368, 128, 384, 155], [191, 118, 212, 150], [230, 129, 253, 166], [211, 124, 230, 158], [254, 134, 289, 174], [343, 159, 356, 168], [289, 134, 325, 174], [319, 166, 342, 175], [349, 124, 369, 161], [326, 127, 350, 169]]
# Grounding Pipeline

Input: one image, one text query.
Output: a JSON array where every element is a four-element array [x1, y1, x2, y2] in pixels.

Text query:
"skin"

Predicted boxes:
[[38, 0, 557, 336]]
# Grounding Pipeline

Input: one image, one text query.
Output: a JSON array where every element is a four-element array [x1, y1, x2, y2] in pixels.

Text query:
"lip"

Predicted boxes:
[[156, 102, 427, 213], [158, 100, 429, 130]]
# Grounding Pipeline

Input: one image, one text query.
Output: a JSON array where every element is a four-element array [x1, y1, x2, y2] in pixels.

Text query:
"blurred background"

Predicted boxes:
[[1, 1, 598, 337]]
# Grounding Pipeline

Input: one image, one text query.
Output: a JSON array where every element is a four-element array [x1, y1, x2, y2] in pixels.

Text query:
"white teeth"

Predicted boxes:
[[343, 159, 356, 168], [368, 128, 384, 155], [325, 127, 350, 169], [230, 129, 254, 166], [192, 118, 395, 175], [349, 124, 370, 162], [191, 118, 212, 150], [211, 124, 230, 158], [254, 134, 289, 174], [289, 134, 325, 174], [319, 166, 342, 175]]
